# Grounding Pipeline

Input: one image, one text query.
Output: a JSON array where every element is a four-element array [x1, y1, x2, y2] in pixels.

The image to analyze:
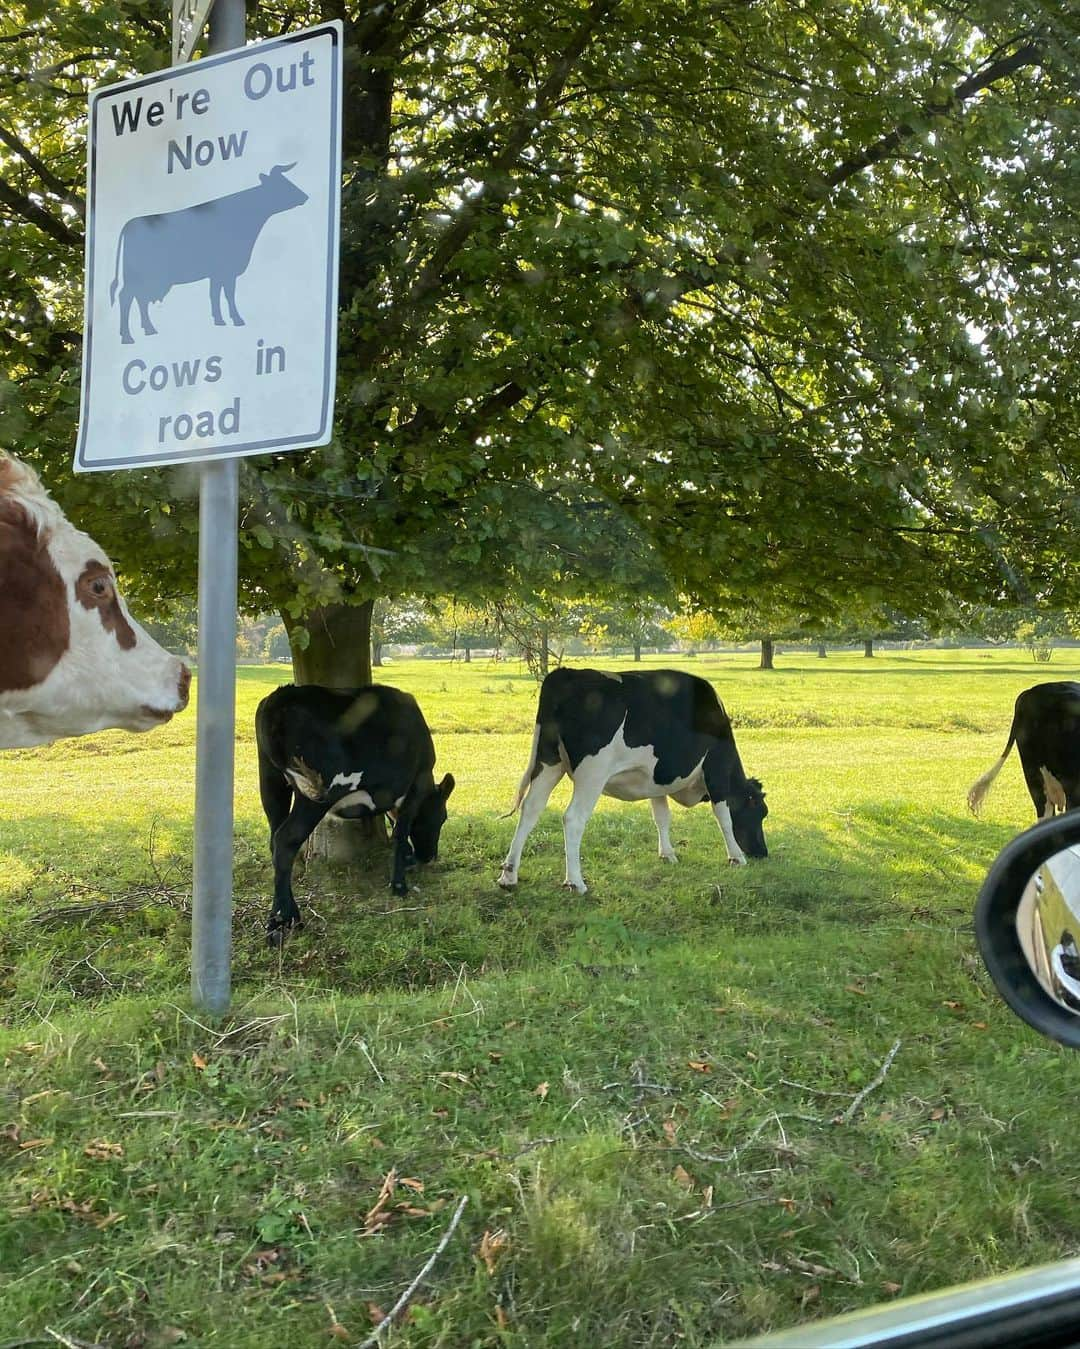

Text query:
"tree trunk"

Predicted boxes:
[[284, 600, 374, 687], [759, 636, 775, 670], [372, 640, 383, 668], [539, 626, 550, 678], [817, 642, 827, 658], [464, 643, 471, 663], [633, 639, 642, 661], [864, 638, 874, 657], [281, 600, 387, 865]]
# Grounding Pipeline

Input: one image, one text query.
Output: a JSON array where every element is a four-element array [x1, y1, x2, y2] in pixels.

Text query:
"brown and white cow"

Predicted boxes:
[[0, 453, 190, 748]]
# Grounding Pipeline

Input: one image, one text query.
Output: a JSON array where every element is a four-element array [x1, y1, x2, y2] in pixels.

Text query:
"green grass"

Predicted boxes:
[[3, 648, 1080, 1347]]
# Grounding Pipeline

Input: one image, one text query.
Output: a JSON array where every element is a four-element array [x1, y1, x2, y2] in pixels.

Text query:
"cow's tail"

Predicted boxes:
[[967, 721, 1017, 815], [109, 222, 127, 306], [501, 722, 542, 818]]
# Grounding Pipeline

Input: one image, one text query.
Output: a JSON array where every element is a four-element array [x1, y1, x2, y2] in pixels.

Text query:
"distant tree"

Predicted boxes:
[[579, 600, 672, 661], [426, 601, 498, 663], [263, 623, 292, 662], [371, 597, 433, 667]]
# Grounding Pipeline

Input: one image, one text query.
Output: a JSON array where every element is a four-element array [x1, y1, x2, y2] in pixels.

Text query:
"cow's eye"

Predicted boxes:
[[90, 577, 111, 598]]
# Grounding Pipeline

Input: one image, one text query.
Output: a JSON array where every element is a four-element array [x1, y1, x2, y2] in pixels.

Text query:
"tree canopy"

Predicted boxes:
[[2, 0, 1079, 676]]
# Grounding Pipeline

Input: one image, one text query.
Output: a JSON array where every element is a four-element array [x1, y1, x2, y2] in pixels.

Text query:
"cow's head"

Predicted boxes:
[[730, 777, 768, 859], [258, 163, 308, 215], [0, 455, 190, 748], [409, 773, 456, 863]]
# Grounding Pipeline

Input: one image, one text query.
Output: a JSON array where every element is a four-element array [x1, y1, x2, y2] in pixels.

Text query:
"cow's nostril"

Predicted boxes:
[[178, 663, 192, 704]]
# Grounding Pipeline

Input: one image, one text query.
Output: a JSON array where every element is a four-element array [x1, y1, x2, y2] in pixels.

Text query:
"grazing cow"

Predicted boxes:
[[968, 682, 1080, 819], [110, 164, 308, 344], [0, 454, 190, 748], [498, 667, 768, 894], [255, 683, 456, 945]]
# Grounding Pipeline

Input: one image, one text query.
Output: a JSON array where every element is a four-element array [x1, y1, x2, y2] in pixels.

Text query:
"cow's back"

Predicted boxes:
[[256, 683, 435, 780], [535, 667, 731, 771]]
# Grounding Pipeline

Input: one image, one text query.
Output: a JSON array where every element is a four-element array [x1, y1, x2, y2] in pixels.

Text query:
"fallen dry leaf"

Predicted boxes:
[[437, 1070, 471, 1084], [191, 1052, 208, 1071], [18, 1137, 51, 1151], [364, 1169, 398, 1231], [327, 1323, 349, 1341], [930, 1107, 947, 1121], [495, 1305, 510, 1329], [845, 985, 867, 997], [972, 1021, 988, 1031], [399, 1176, 425, 1193], [672, 1164, 696, 1190], [478, 1227, 511, 1275], [777, 1197, 797, 1213], [533, 1081, 549, 1100], [882, 1280, 902, 1295], [662, 1119, 678, 1143], [366, 1304, 387, 1326], [687, 1060, 712, 1073], [84, 1139, 123, 1160]]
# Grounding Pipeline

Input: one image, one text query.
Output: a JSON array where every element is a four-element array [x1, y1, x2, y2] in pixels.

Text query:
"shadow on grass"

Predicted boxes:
[[0, 794, 1033, 1025]]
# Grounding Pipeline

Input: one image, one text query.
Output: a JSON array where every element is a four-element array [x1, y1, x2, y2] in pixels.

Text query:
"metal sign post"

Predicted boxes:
[[76, 5, 342, 1013]]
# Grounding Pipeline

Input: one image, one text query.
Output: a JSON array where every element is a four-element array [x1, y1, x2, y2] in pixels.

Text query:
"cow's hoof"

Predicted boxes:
[[266, 919, 301, 948], [390, 881, 408, 897], [496, 870, 517, 889], [727, 856, 748, 868], [561, 880, 588, 895], [660, 852, 678, 864]]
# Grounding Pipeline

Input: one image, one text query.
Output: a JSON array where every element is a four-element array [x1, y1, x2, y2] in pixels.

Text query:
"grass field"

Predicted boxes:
[[3, 648, 1080, 1347]]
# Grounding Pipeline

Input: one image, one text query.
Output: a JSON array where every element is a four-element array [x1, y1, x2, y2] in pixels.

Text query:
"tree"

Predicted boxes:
[[578, 599, 672, 661], [370, 596, 432, 666], [4, 0, 1080, 692]]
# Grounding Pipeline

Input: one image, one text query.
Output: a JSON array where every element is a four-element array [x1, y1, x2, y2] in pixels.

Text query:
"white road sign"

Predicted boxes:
[[75, 21, 342, 473]]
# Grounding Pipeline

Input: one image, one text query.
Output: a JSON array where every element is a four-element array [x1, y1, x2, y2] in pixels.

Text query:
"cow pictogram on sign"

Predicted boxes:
[[111, 163, 308, 345]]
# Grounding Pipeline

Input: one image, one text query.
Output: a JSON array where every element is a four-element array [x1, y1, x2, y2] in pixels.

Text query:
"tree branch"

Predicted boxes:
[[0, 175, 82, 246], [826, 41, 1042, 189], [0, 121, 83, 217]]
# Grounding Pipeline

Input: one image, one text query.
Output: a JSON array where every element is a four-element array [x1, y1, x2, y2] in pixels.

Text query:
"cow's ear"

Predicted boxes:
[[259, 173, 269, 185], [438, 773, 456, 800]]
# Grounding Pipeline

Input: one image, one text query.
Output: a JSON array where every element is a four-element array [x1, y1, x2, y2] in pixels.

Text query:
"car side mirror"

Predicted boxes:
[[976, 812, 1080, 1048]]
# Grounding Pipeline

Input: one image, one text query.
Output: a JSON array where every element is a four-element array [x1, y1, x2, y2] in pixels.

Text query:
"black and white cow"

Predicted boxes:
[[968, 681, 1080, 820], [498, 667, 768, 894], [255, 683, 455, 945]]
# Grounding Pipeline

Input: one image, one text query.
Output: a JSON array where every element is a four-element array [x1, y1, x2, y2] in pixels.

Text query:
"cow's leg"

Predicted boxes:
[[267, 796, 330, 946], [650, 796, 677, 862], [209, 279, 226, 326], [223, 276, 245, 327], [711, 800, 748, 866], [135, 294, 157, 337], [498, 763, 564, 888], [1023, 766, 1049, 820], [1041, 767, 1066, 817], [560, 768, 607, 895], [390, 804, 420, 896], [118, 288, 136, 345]]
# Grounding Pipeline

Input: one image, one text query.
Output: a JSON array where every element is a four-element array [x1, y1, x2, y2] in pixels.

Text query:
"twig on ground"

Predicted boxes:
[[45, 1330, 106, 1349], [358, 1038, 385, 1084], [358, 1195, 469, 1348], [840, 1039, 902, 1124]]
